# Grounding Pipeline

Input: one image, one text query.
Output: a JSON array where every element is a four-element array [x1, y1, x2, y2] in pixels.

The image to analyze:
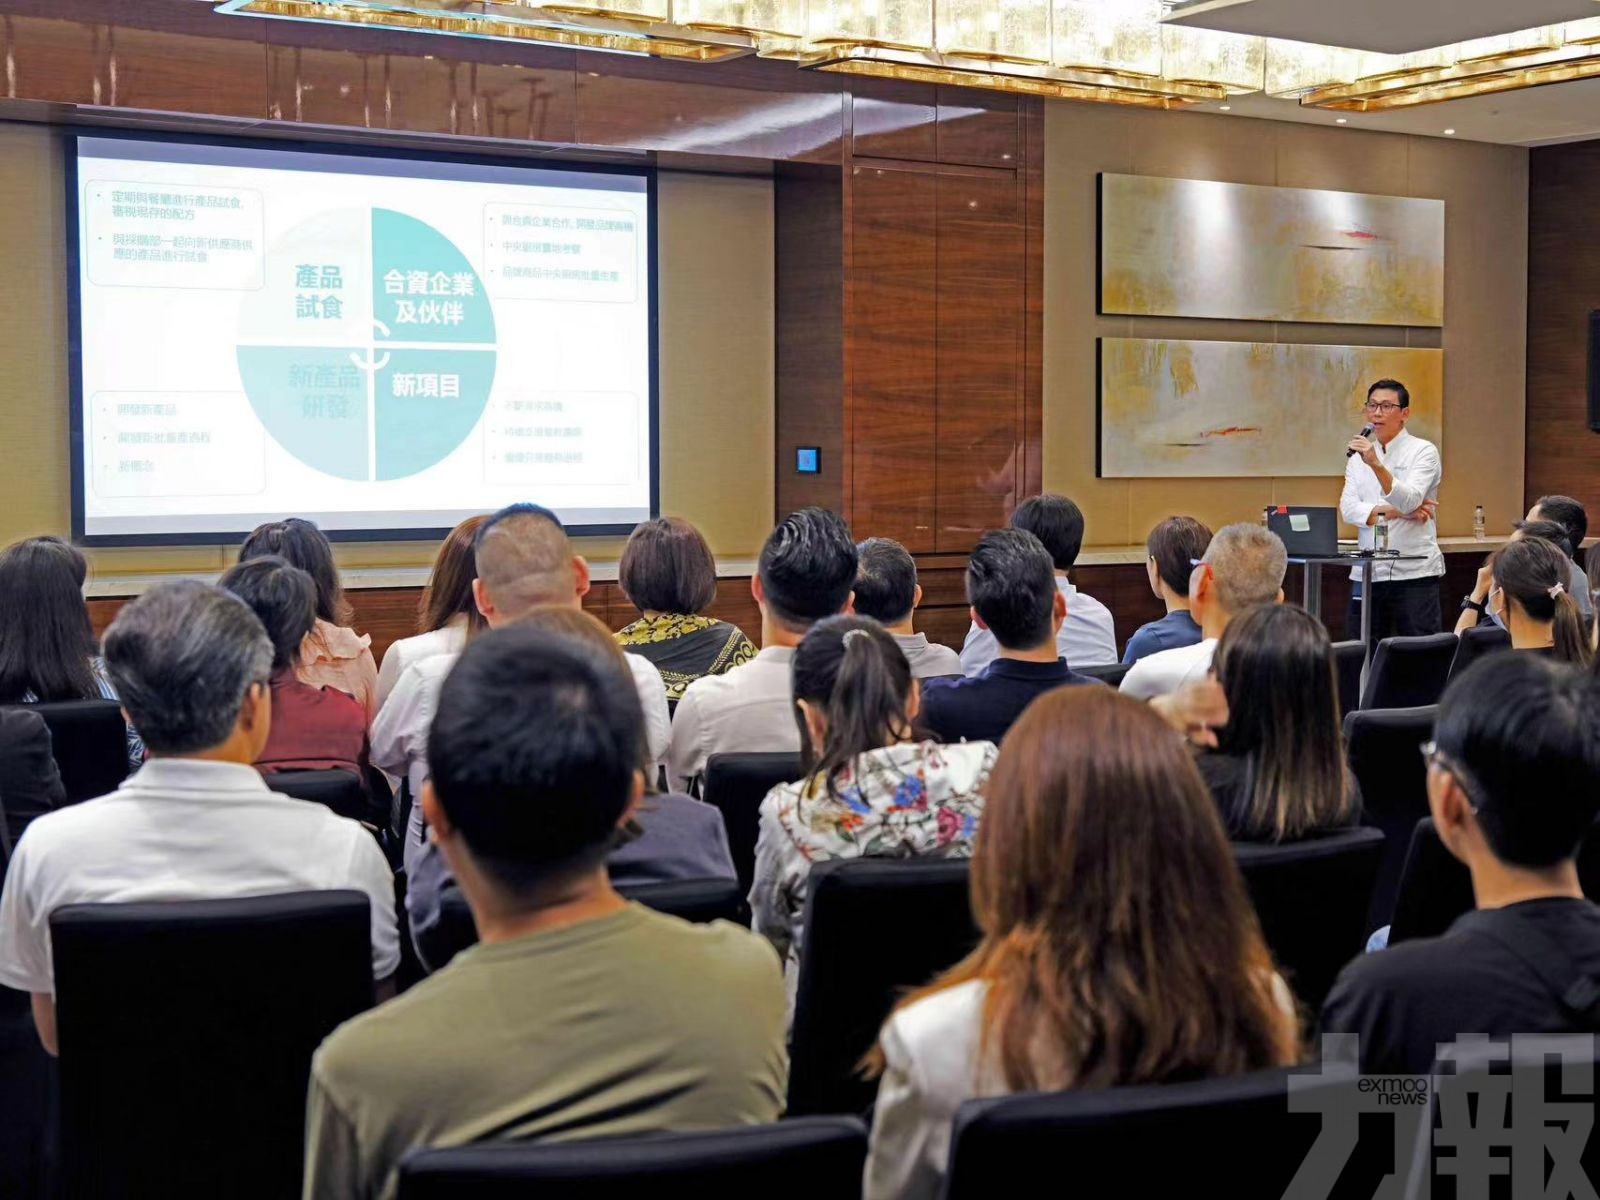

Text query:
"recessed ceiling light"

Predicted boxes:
[[1335, 117, 1347, 124], [1219, 104, 1231, 111], [1444, 128, 1457, 135]]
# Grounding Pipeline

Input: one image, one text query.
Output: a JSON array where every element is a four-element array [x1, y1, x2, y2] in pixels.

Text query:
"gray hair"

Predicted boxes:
[[102, 580, 273, 755], [1200, 523, 1288, 615]]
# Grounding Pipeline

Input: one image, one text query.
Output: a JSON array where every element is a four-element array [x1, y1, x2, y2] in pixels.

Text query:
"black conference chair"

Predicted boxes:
[[1331, 639, 1365, 723], [1344, 704, 1437, 929], [29, 699, 128, 805], [1074, 661, 1131, 687], [788, 857, 978, 1116], [1445, 622, 1511, 685], [702, 752, 804, 899], [397, 1117, 869, 1200], [1231, 827, 1385, 1011], [50, 891, 375, 1200], [945, 1065, 1357, 1198], [1359, 633, 1458, 710], [265, 767, 375, 824]]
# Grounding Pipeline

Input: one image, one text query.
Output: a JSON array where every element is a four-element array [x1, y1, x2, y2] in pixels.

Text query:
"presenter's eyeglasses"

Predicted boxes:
[[1363, 400, 1405, 413]]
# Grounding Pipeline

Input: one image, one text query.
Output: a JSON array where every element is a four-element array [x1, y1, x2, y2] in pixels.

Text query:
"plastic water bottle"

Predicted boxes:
[[1474, 505, 1486, 540], [1376, 513, 1391, 554]]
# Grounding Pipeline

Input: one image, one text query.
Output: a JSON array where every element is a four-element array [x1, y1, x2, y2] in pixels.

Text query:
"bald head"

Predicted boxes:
[[1198, 523, 1287, 617], [473, 505, 585, 625]]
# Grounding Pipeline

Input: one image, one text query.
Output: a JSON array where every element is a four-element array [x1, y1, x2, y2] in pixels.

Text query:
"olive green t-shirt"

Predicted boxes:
[[303, 904, 788, 1200]]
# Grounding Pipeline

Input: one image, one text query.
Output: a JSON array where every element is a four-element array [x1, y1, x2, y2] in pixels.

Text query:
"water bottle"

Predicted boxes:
[[1376, 513, 1391, 554], [1474, 505, 1486, 540]]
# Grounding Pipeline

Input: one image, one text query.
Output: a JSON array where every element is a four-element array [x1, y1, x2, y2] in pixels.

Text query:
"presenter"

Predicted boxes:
[[1339, 378, 1443, 640]]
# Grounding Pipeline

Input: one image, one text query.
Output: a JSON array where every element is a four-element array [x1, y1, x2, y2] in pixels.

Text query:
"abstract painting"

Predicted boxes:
[[1098, 338, 1443, 478], [1099, 175, 1444, 326]]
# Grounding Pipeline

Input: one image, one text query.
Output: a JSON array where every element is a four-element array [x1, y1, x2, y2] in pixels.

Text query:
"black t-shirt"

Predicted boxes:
[[1319, 897, 1600, 1074]]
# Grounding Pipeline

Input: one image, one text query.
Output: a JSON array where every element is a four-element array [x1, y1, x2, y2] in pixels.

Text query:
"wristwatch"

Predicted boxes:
[[1460, 594, 1486, 615]]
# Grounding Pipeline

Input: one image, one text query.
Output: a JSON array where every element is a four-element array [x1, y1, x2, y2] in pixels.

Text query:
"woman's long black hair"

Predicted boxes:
[[0, 536, 101, 703]]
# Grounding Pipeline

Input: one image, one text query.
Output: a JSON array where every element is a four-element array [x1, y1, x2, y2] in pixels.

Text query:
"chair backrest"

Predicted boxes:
[[1389, 817, 1600, 945], [788, 857, 978, 1116], [264, 768, 370, 823], [50, 891, 375, 1200], [29, 699, 128, 805], [1360, 633, 1459, 710], [1446, 623, 1511, 685], [1331, 639, 1365, 723], [1074, 661, 1130, 687], [1344, 704, 1437, 928], [702, 752, 804, 899], [1231, 827, 1385, 1011], [945, 1066, 1352, 1198], [397, 1117, 869, 1200]]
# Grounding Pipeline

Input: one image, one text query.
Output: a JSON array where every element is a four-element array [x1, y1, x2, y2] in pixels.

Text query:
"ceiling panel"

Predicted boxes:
[[1163, 0, 1600, 53]]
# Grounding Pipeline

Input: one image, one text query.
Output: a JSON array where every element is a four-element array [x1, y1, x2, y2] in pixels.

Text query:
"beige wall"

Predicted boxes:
[[0, 121, 775, 572], [1043, 102, 1528, 545]]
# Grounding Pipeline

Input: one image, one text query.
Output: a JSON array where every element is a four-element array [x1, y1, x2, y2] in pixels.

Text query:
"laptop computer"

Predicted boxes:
[[1264, 505, 1338, 558]]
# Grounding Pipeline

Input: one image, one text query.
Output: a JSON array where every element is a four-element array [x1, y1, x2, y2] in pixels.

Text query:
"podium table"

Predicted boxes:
[[1287, 552, 1428, 678]]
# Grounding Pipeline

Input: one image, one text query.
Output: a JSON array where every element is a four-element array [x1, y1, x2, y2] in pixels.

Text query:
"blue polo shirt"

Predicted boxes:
[[920, 657, 1100, 744], [1121, 610, 1203, 666]]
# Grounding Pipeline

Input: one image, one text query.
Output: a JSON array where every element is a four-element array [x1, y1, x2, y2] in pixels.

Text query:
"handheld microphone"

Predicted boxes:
[[1346, 423, 1375, 458]]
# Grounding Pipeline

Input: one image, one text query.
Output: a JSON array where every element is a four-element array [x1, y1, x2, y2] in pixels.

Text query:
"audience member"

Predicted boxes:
[[1458, 518, 1575, 635], [1589, 546, 1600, 651], [667, 507, 857, 793], [853, 537, 963, 679], [1120, 523, 1286, 700], [240, 518, 379, 720], [959, 494, 1117, 674], [0, 581, 398, 1054], [305, 628, 786, 1200], [750, 616, 994, 998], [1197, 604, 1360, 842], [615, 516, 756, 713], [1487, 538, 1592, 666], [1527, 495, 1593, 619], [0, 535, 143, 769], [375, 515, 487, 710], [922, 531, 1098, 743], [863, 687, 1298, 1200], [0, 710, 64, 885], [515, 605, 735, 890], [219, 556, 369, 786], [1320, 654, 1600, 1073], [375, 503, 670, 950], [1123, 516, 1212, 665]]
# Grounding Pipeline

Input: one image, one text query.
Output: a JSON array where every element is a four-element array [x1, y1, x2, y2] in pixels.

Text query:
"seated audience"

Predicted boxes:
[[0, 535, 144, 769], [1123, 516, 1212, 665], [1465, 537, 1592, 667], [1121, 523, 1287, 700], [1320, 653, 1600, 1073], [1590, 545, 1600, 650], [240, 518, 379, 721], [516, 605, 735, 889], [375, 515, 486, 710], [615, 516, 756, 713], [218, 556, 369, 785], [0, 709, 64, 884], [305, 628, 786, 1200], [1526, 495, 1593, 619], [960, 494, 1117, 673], [667, 507, 857, 793], [853, 537, 963, 678], [1458, 518, 1575, 635], [922, 530, 1098, 743], [863, 687, 1298, 1200], [751, 616, 994, 994], [0, 581, 398, 1054], [1197, 604, 1360, 842], [374, 503, 670, 949]]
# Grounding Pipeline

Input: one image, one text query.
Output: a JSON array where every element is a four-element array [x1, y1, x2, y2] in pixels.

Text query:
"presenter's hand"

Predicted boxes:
[[1150, 679, 1229, 748], [1347, 436, 1379, 466], [1401, 499, 1438, 523]]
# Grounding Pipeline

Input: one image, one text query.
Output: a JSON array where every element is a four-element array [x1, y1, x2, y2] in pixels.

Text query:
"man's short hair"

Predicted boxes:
[[1200, 523, 1288, 614], [1436, 653, 1600, 868], [853, 537, 919, 625], [1515, 518, 1574, 560], [474, 503, 575, 618], [1367, 378, 1410, 408], [758, 508, 857, 632], [428, 626, 644, 890], [102, 580, 272, 755], [1011, 494, 1085, 572], [967, 528, 1056, 651], [1146, 516, 1214, 597], [1532, 495, 1588, 558]]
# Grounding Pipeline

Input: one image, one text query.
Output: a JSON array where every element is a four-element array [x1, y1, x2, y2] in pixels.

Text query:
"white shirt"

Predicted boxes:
[[0, 759, 399, 991], [1119, 638, 1218, 700], [1338, 427, 1444, 583], [374, 618, 468, 712], [667, 647, 801, 794], [959, 576, 1118, 676], [892, 633, 964, 680]]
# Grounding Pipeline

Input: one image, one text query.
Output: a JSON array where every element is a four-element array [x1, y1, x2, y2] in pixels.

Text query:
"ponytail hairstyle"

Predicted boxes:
[[1494, 537, 1593, 668], [790, 614, 916, 796]]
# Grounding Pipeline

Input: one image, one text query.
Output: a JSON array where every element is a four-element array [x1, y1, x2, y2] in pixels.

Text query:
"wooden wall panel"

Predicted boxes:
[[850, 82, 938, 162], [934, 87, 1017, 168]]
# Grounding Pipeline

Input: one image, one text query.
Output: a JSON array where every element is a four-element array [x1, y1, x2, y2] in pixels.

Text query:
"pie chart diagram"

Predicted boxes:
[[237, 207, 497, 482]]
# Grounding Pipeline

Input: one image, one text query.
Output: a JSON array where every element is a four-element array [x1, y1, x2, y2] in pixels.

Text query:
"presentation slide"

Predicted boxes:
[[70, 134, 655, 544]]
